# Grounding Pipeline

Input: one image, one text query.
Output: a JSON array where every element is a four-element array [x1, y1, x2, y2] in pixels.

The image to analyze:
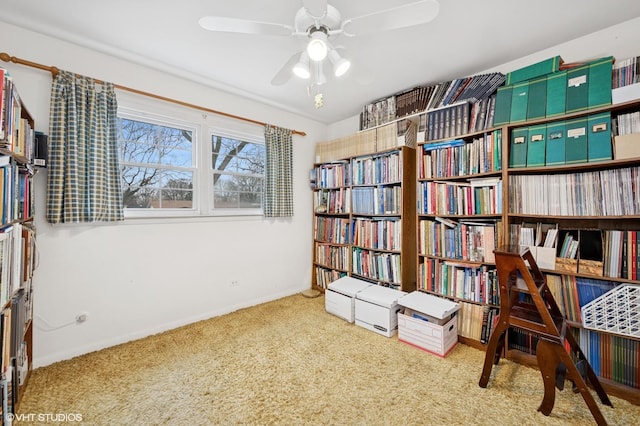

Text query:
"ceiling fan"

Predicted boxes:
[[199, 0, 440, 106]]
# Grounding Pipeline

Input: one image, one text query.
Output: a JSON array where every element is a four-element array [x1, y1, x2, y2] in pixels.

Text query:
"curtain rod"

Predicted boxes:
[[0, 52, 307, 137]]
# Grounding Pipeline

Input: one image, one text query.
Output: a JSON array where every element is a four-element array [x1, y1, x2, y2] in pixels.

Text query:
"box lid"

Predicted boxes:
[[397, 291, 460, 319], [355, 285, 407, 308], [327, 276, 373, 297]]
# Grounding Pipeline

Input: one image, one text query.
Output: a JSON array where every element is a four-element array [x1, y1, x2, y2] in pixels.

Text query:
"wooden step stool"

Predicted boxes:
[[478, 246, 613, 425]]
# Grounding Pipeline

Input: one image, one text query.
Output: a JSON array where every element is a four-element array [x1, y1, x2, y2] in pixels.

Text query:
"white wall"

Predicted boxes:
[[327, 16, 640, 139], [1, 21, 327, 367]]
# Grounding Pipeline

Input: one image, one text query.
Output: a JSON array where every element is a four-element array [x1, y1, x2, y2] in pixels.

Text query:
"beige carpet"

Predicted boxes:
[[15, 294, 640, 425]]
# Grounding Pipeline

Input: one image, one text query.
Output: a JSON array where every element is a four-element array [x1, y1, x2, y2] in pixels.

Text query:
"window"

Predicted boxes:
[[212, 135, 265, 210], [117, 93, 266, 218]]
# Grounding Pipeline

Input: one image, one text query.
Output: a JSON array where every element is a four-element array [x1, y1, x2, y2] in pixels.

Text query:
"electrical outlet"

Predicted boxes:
[[230, 280, 239, 287], [76, 312, 89, 323]]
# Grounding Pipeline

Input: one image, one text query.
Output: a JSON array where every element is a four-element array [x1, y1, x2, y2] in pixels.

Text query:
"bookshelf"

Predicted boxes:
[[311, 121, 417, 292], [416, 126, 504, 349], [502, 96, 640, 404], [312, 160, 351, 289], [0, 68, 38, 418], [407, 55, 640, 404]]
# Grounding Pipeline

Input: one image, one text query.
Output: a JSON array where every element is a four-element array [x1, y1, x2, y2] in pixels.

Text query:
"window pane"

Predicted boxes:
[[119, 115, 196, 211], [239, 191, 262, 208], [211, 134, 265, 211], [122, 168, 193, 209], [123, 186, 158, 209], [118, 118, 193, 167], [122, 166, 161, 188]]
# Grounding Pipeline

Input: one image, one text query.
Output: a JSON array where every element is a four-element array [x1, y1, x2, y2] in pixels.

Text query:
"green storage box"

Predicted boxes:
[[505, 56, 563, 86]]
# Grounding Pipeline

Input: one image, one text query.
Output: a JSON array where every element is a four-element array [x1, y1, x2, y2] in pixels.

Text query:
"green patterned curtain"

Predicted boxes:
[[46, 70, 124, 223], [263, 125, 293, 217]]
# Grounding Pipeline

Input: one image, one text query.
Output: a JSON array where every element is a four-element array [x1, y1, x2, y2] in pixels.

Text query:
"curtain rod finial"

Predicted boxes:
[[0, 52, 13, 63]]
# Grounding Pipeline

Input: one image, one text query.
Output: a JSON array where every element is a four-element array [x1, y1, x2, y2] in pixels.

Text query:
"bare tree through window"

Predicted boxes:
[[118, 117, 265, 212]]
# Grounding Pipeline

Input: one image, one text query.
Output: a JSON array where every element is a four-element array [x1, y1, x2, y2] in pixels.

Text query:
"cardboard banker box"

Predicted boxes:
[[397, 291, 460, 357], [355, 285, 406, 337], [325, 276, 373, 323]]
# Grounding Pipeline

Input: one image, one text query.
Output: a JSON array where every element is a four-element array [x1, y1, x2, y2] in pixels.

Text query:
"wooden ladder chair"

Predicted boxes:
[[478, 246, 613, 425]]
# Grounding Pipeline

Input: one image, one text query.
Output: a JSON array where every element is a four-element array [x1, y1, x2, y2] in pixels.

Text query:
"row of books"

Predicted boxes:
[[513, 325, 640, 390], [312, 161, 349, 189], [314, 267, 346, 290], [509, 112, 613, 168], [314, 188, 350, 215], [423, 102, 469, 142], [418, 259, 499, 305], [418, 131, 502, 179], [418, 177, 502, 216], [418, 219, 499, 263], [1, 68, 36, 161], [603, 230, 640, 279], [457, 301, 499, 344], [578, 328, 640, 388], [351, 186, 402, 215], [612, 55, 640, 89], [615, 110, 640, 135], [314, 243, 349, 272], [0, 224, 34, 314], [313, 150, 406, 189], [1, 158, 34, 226], [546, 275, 616, 323], [509, 165, 640, 216], [420, 95, 500, 142], [1, 291, 28, 416], [359, 95, 396, 130], [351, 217, 402, 252], [351, 151, 403, 185], [359, 72, 505, 130], [313, 216, 350, 244], [351, 248, 401, 286]]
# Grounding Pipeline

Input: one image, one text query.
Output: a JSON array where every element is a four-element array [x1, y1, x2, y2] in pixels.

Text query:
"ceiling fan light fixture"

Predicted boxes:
[[293, 52, 311, 79], [307, 29, 328, 61], [328, 49, 351, 77]]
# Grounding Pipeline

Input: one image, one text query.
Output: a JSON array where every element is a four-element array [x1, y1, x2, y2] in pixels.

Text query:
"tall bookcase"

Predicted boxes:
[[311, 121, 417, 292], [416, 127, 504, 347], [502, 97, 640, 405], [0, 68, 37, 419], [408, 56, 640, 404]]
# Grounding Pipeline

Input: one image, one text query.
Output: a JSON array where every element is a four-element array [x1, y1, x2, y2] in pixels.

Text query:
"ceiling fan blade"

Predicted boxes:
[[342, 0, 440, 36], [302, 0, 328, 18], [198, 16, 293, 36], [271, 52, 302, 86]]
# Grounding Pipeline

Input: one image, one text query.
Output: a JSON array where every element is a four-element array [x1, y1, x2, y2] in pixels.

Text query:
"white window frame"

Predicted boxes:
[[116, 90, 266, 219]]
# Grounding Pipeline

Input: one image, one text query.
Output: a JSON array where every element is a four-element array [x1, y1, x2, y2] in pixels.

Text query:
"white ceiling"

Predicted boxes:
[[2, 0, 640, 124]]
